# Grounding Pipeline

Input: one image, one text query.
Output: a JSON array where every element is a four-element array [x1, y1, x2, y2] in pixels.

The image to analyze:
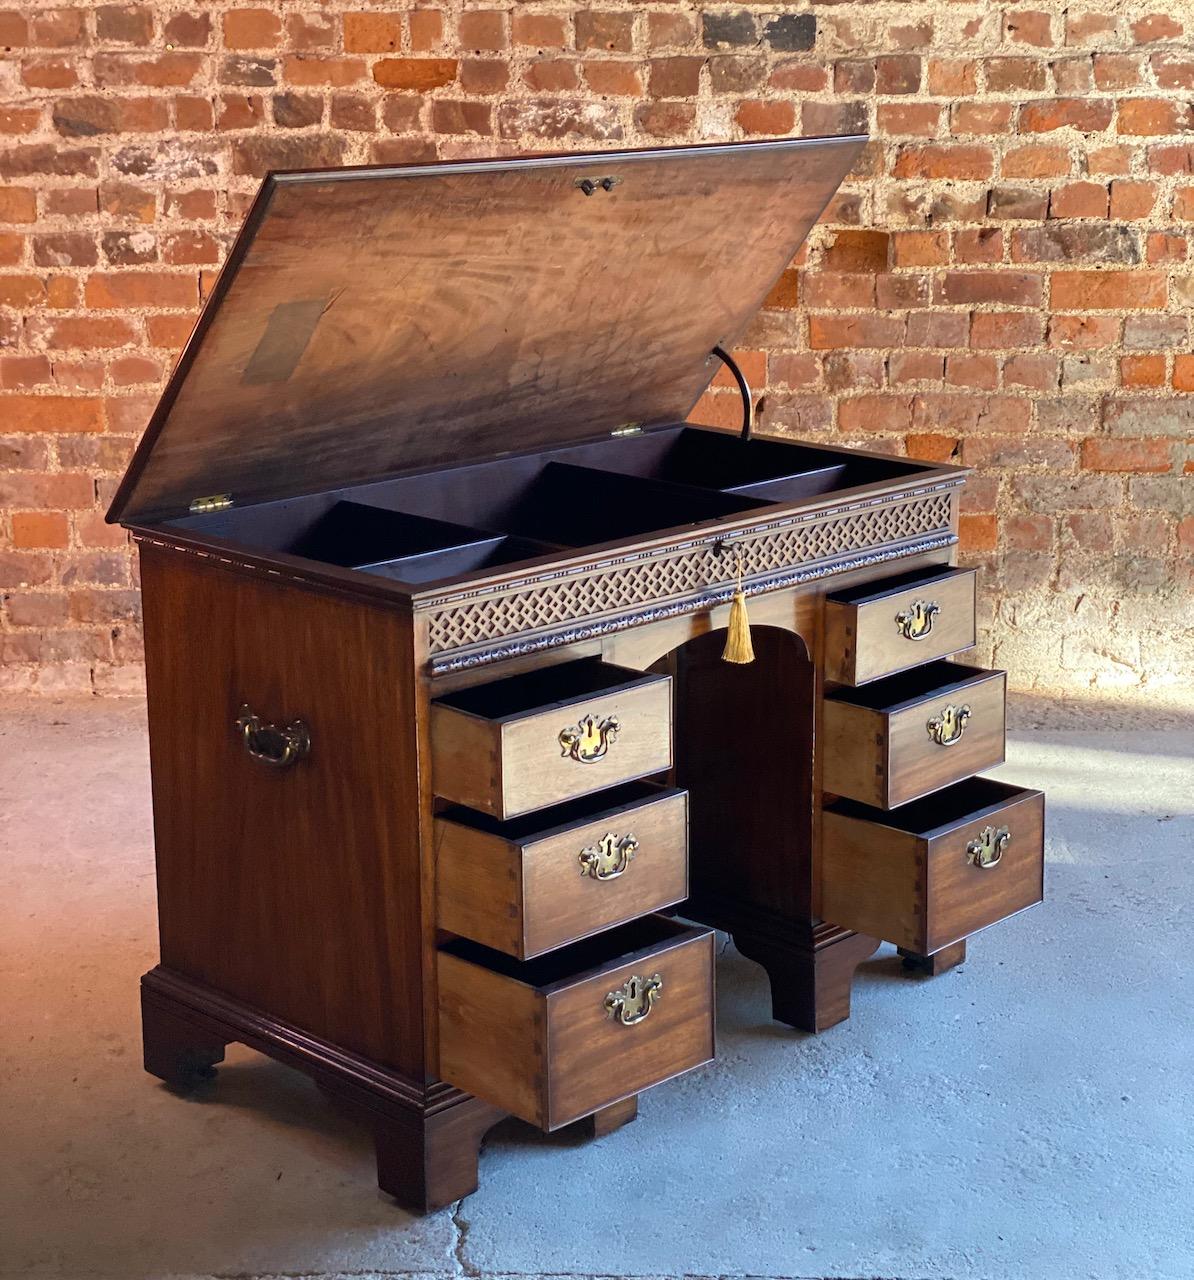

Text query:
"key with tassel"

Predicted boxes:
[[720, 544, 754, 665]]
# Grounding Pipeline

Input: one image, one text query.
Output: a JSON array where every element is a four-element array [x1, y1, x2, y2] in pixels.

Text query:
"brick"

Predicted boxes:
[[646, 12, 695, 51], [764, 14, 815, 52], [1121, 355, 1166, 388], [1012, 224, 1139, 265], [701, 11, 755, 50], [21, 57, 77, 89], [53, 96, 170, 136], [913, 392, 1031, 434], [710, 56, 765, 95], [928, 59, 976, 96], [29, 314, 139, 348], [577, 11, 635, 53], [761, 268, 799, 309], [4, 395, 104, 434], [273, 93, 323, 128], [649, 57, 701, 98], [985, 58, 1047, 93], [0, 186, 36, 221], [946, 353, 998, 390], [906, 312, 969, 347], [285, 56, 365, 87], [835, 59, 874, 95], [513, 14, 567, 49], [892, 144, 993, 180], [1131, 14, 1183, 43], [30, 8, 85, 47], [1004, 354, 1060, 392], [1081, 439, 1172, 472], [838, 394, 914, 433], [10, 511, 69, 549], [951, 102, 1012, 135], [1048, 315, 1121, 350], [937, 272, 1043, 307], [1146, 232, 1188, 263], [1052, 57, 1094, 95], [808, 314, 906, 352], [1051, 270, 1166, 310], [891, 231, 948, 267], [373, 58, 458, 91], [970, 312, 1043, 348], [1109, 181, 1157, 220], [955, 228, 1003, 265], [1123, 315, 1187, 350], [1118, 98, 1193, 136], [430, 100, 491, 134], [904, 431, 956, 460], [823, 230, 888, 272], [875, 55, 920, 94], [878, 103, 940, 137], [1093, 54, 1144, 90], [803, 101, 868, 136], [1004, 9, 1052, 46], [163, 12, 210, 47], [1152, 54, 1194, 90], [1050, 182, 1108, 219], [1002, 144, 1071, 179], [460, 60, 508, 93], [823, 352, 883, 392], [959, 513, 997, 552], [458, 10, 507, 52], [1020, 98, 1115, 133], [803, 274, 874, 309], [330, 94, 375, 132], [83, 271, 197, 309], [496, 99, 622, 142], [1104, 397, 1194, 438], [1176, 356, 1194, 391], [988, 187, 1048, 220], [223, 9, 282, 50], [735, 100, 795, 136], [769, 353, 817, 389], [524, 60, 579, 92]]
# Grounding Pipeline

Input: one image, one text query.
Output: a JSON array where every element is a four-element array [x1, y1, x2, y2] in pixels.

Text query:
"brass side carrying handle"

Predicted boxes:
[[895, 598, 940, 641], [558, 712, 620, 764], [604, 973, 662, 1026], [579, 832, 639, 881], [927, 702, 971, 747], [235, 705, 310, 769], [967, 824, 1010, 870]]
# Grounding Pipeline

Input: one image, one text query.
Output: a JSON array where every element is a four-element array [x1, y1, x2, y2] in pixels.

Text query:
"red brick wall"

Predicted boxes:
[[0, 2, 1191, 695]]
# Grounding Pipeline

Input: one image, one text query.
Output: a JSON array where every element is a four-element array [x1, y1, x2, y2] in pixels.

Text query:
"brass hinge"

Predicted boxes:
[[610, 423, 642, 437], [189, 493, 233, 514]]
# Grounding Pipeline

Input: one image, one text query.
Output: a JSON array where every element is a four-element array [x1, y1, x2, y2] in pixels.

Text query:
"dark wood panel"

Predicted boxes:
[[140, 543, 425, 1073], [110, 138, 865, 523]]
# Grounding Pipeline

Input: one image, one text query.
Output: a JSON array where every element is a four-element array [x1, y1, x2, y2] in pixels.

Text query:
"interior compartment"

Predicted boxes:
[[433, 657, 650, 722], [497, 462, 765, 547], [825, 777, 1027, 835], [437, 779, 670, 841], [825, 661, 995, 712], [168, 424, 946, 589], [439, 912, 694, 989]]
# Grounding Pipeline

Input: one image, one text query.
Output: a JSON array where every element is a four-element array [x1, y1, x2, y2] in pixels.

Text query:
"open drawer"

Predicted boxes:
[[438, 916, 715, 1130], [431, 659, 672, 819], [823, 662, 1007, 809], [822, 778, 1044, 955], [824, 566, 977, 686], [437, 782, 688, 959]]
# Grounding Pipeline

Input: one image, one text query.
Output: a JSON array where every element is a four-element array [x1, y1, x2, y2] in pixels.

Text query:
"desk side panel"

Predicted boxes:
[[139, 541, 424, 1075]]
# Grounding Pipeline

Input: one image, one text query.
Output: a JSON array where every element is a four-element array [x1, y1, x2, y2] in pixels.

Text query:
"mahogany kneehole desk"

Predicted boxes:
[[111, 138, 1045, 1212]]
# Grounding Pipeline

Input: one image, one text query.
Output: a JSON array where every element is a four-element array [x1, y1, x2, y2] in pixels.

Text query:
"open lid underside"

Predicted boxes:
[[109, 136, 865, 525]]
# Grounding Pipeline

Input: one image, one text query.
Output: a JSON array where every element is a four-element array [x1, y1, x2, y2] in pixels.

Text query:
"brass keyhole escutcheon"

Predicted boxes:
[[895, 598, 940, 641], [927, 702, 971, 747], [604, 973, 662, 1026], [579, 832, 639, 881], [558, 712, 620, 764], [967, 824, 1010, 870]]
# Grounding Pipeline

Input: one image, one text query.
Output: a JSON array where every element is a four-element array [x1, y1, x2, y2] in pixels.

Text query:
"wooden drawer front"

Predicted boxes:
[[431, 660, 672, 819], [438, 918, 714, 1131], [823, 662, 1006, 809], [436, 784, 689, 959], [822, 779, 1044, 955], [825, 566, 977, 686]]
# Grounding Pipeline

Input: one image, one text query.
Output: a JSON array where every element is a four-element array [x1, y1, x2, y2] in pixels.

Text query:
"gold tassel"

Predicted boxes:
[[721, 550, 755, 665]]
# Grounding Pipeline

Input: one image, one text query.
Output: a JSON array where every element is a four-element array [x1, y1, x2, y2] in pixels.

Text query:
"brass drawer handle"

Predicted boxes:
[[604, 973, 662, 1026], [235, 704, 310, 769], [967, 824, 1010, 870], [579, 831, 639, 881], [895, 598, 940, 641], [926, 702, 971, 747], [558, 712, 620, 764]]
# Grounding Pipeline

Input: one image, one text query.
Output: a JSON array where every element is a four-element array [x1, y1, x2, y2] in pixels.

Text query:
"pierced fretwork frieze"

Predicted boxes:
[[420, 484, 958, 670]]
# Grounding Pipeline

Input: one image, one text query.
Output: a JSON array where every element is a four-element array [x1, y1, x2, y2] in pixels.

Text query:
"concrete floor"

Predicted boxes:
[[1, 696, 1192, 1280]]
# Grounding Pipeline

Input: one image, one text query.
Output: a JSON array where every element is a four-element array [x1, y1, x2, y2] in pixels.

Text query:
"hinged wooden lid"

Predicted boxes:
[[109, 137, 865, 525]]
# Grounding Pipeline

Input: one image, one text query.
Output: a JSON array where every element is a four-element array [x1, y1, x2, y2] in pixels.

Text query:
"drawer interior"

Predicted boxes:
[[827, 777, 1031, 835], [168, 424, 945, 589], [439, 913, 696, 990], [437, 778, 672, 841], [433, 657, 656, 723], [826, 661, 997, 713], [826, 563, 970, 606]]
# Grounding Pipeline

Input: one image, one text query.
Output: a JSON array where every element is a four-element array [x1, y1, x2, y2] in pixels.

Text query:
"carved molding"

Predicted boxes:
[[422, 484, 958, 673]]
